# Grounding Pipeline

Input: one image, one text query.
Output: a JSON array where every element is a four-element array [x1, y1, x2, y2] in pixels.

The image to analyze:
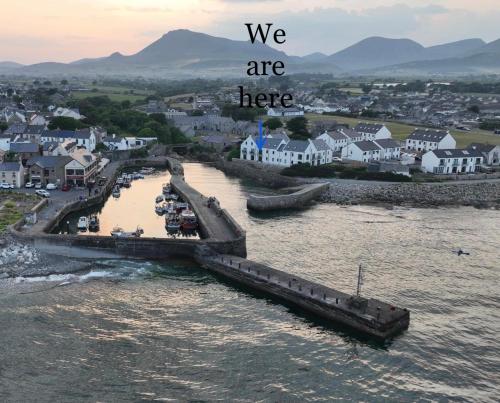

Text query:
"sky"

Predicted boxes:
[[1, 0, 499, 64]]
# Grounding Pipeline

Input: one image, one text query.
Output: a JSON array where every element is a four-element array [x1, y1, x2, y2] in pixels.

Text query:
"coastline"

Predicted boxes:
[[215, 159, 500, 209]]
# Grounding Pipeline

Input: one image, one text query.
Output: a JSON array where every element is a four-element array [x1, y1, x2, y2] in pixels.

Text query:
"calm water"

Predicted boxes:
[[1, 163, 499, 401], [54, 169, 199, 239]]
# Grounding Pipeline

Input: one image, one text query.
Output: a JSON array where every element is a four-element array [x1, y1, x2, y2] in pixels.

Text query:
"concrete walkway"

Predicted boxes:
[[171, 176, 237, 242]]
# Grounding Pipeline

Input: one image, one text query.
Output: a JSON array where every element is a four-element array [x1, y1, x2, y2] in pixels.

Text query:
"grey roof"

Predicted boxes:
[[42, 141, 59, 151], [353, 140, 382, 152], [431, 149, 483, 158], [374, 138, 401, 149], [467, 143, 498, 153], [325, 131, 348, 141], [340, 128, 361, 139], [283, 140, 310, 153], [26, 155, 72, 169], [10, 142, 39, 153], [0, 162, 22, 171], [263, 138, 285, 150], [103, 136, 123, 143], [312, 139, 330, 151], [24, 125, 46, 135], [4, 123, 27, 134], [355, 123, 384, 134], [407, 129, 449, 142]]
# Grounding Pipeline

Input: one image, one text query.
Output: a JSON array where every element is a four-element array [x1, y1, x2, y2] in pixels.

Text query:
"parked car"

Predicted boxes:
[[61, 184, 71, 191], [332, 157, 343, 162], [46, 183, 58, 190], [25, 182, 34, 188], [97, 177, 107, 186], [0, 183, 14, 189], [35, 189, 50, 198], [35, 183, 42, 189]]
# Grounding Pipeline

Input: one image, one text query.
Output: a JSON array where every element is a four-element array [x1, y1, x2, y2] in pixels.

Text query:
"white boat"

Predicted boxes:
[[155, 195, 164, 203], [112, 186, 120, 198], [133, 172, 144, 180], [166, 220, 181, 232], [77, 216, 88, 231], [116, 177, 124, 187], [155, 205, 165, 215], [162, 183, 171, 194], [110, 226, 144, 238], [140, 167, 155, 175]]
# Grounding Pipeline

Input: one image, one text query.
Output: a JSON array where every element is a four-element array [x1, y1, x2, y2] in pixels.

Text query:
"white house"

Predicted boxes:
[[282, 140, 316, 166], [102, 134, 147, 151], [41, 129, 96, 152], [317, 130, 348, 152], [339, 128, 363, 143], [261, 138, 288, 166], [467, 143, 500, 166], [374, 138, 402, 160], [0, 134, 13, 152], [421, 149, 483, 174], [0, 162, 24, 188], [342, 140, 382, 162], [405, 129, 456, 152], [311, 139, 333, 165], [53, 107, 84, 120], [267, 107, 304, 118], [354, 123, 392, 141], [65, 149, 98, 186]]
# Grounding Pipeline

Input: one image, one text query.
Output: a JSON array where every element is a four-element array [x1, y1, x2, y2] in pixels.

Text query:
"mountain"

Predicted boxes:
[[0, 30, 498, 78], [325, 37, 425, 70], [368, 38, 500, 76]]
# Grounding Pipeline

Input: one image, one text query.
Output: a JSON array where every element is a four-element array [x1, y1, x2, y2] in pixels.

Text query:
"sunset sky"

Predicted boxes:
[[1, 0, 499, 64]]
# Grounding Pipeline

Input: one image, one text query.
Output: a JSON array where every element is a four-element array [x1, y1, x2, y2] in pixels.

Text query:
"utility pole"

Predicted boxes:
[[356, 264, 363, 297]]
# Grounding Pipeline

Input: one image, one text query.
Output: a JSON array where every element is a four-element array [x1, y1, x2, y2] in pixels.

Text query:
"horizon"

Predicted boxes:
[[1, 0, 499, 64], [1, 28, 496, 66]]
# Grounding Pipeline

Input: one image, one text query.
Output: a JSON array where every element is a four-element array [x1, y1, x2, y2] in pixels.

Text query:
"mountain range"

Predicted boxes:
[[2, 29, 500, 78]]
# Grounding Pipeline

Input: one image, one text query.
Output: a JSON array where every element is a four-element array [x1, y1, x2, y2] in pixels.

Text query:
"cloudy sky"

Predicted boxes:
[[1, 0, 499, 64]]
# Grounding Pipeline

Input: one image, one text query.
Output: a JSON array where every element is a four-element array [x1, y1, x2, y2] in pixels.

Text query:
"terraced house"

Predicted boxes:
[[421, 149, 483, 174], [405, 129, 456, 152]]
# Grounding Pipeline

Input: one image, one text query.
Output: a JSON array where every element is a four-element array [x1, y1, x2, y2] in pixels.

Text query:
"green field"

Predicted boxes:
[[71, 85, 153, 103], [304, 113, 500, 148]]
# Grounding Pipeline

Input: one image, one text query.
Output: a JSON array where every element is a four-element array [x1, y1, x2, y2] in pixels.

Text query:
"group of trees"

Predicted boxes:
[[221, 104, 264, 121], [286, 117, 310, 140], [68, 96, 189, 144]]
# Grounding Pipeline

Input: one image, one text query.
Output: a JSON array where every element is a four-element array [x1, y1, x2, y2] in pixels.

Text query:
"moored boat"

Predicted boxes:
[[140, 167, 154, 175], [77, 216, 88, 231], [112, 185, 120, 198], [110, 226, 144, 238], [180, 209, 198, 230], [155, 195, 164, 203], [88, 214, 100, 231]]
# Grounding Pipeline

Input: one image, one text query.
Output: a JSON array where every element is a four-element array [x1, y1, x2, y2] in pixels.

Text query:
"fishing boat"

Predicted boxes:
[[155, 204, 166, 215], [162, 183, 171, 194], [116, 177, 124, 187], [122, 177, 131, 188], [77, 216, 88, 231], [140, 167, 154, 175], [110, 226, 144, 238], [166, 219, 181, 232], [132, 172, 144, 180], [88, 214, 100, 231], [155, 195, 164, 203], [112, 185, 121, 198], [175, 202, 189, 213], [180, 209, 198, 230]]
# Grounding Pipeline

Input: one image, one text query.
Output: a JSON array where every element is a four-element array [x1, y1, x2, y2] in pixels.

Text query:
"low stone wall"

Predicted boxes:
[[247, 182, 330, 211], [215, 159, 302, 188], [322, 180, 500, 208]]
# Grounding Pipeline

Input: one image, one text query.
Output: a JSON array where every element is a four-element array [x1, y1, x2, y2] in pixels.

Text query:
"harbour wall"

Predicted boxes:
[[247, 183, 330, 211]]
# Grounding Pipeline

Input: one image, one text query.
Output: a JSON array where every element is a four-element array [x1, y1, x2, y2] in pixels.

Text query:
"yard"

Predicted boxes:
[[71, 85, 153, 103], [0, 192, 39, 233]]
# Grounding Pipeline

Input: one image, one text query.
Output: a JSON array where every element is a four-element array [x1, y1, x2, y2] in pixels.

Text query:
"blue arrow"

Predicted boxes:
[[256, 120, 266, 151]]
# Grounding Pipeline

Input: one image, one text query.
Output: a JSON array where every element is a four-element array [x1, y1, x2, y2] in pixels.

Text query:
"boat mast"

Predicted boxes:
[[356, 264, 363, 297]]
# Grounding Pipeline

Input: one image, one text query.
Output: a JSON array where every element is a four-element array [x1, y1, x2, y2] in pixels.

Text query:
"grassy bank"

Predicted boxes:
[[281, 163, 412, 182], [304, 113, 500, 148], [0, 193, 40, 233]]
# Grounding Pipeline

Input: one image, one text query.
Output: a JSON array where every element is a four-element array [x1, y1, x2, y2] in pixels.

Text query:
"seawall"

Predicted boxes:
[[247, 183, 330, 211]]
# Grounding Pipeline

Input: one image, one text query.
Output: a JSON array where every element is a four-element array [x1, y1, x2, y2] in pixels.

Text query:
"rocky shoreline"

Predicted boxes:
[[321, 181, 500, 208], [216, 159, 500, 209]]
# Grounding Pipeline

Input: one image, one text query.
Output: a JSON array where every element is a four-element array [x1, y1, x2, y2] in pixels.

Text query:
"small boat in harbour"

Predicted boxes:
[[112, 185, 121, 198], [155, 204, 166, 215], [116, 177, 124, 187], [110, 226, 144, 238], [166, 219, 181, 232], [88, 214, 100, 232], [162, 183, 171, 194], [155, 195, 164, 203], [180, 209, 198, 230], [140, 167, 155, 175], [77, 216, 88, 231]]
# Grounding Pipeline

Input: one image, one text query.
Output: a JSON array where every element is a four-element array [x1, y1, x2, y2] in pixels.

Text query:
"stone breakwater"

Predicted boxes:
[[321, 181, 500, 208]]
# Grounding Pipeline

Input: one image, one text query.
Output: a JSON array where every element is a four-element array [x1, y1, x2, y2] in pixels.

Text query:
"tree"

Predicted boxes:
[[94, 142, 108, 152], [191, 110, 204, 116], [48, 116, 86, 130], [286, 117, 310, 139], [43, 80, 52, 86], [0, 122, 8, 132], [361, 84, 372, 94], [149, 113, 167, 124], [468, 105, 480, 114], [137, 128, 156, 137], [60, 79, 68, 85], [263, 117, 283, 130]]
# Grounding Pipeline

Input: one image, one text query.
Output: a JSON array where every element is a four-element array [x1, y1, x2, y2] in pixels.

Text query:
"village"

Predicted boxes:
[[1, 77, 500, 197]]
